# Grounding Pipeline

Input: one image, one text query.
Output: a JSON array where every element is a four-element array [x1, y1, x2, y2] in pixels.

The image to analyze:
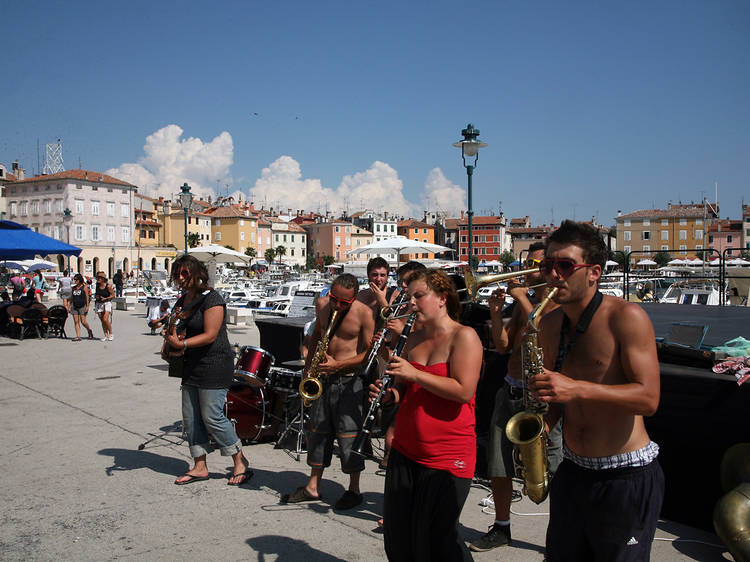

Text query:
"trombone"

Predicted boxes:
[[379, 300, 412, 321], [463, 266, 542, 302]]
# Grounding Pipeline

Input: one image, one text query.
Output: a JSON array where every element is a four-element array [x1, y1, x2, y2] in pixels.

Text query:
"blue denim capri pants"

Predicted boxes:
[[181, 385, 242, 458]]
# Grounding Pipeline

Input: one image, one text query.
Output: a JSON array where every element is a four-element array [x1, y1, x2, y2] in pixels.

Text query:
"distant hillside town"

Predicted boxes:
[[1, 161, 747, 276]]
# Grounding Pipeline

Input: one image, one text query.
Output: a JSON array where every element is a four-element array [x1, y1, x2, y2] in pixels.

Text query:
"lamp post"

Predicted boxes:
[[453, 123, 487, 267], [177, 183, 193, 255], [62, 208, 73, 272]]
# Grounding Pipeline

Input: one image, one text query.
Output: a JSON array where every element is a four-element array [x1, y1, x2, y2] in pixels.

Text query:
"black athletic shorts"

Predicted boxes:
[[546, 458, 665, 562]]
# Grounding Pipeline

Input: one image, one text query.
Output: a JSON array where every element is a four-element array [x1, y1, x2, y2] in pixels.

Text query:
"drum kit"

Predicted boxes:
[[227, 346, 307, 458]]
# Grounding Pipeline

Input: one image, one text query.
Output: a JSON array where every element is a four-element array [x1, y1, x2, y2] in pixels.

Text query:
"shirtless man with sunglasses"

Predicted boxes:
[[530, 220, 663, 562], [281, 273, 375, 511]]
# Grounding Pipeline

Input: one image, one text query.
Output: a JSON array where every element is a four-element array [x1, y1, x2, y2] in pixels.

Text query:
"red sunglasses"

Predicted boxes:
[[540, 258, 595, 277], [329, 293, 355, 306]]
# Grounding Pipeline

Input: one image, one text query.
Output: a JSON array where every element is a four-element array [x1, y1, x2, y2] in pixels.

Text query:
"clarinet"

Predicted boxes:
[[352, 311, 417, 457], [357, 290, 410, 379]]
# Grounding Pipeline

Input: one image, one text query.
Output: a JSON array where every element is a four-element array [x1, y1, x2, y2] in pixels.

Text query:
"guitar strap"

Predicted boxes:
[[173, 289, 211, 328]]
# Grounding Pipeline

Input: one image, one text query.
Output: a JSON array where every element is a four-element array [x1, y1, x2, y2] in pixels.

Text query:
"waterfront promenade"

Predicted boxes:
[[0, 301, 728, 561]]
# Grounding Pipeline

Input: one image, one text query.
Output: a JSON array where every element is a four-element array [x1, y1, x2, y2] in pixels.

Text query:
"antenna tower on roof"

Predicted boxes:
[[43, 139, 64, 174]]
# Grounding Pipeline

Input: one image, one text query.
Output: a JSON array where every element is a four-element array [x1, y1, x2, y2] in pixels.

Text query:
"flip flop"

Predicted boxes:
[[227, 469, 254, 486], [174, 473, 209, 485], [281, 486, 322, 503]]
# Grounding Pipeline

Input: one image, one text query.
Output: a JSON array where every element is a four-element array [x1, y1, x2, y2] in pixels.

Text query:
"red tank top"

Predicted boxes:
[[392, 361, 476, 478]]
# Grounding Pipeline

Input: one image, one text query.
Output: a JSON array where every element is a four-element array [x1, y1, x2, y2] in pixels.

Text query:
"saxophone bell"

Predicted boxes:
[[299, 308, 340, 406]]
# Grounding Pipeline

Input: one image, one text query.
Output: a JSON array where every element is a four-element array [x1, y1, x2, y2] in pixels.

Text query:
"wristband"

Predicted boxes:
[[183, 340, 188, 351]]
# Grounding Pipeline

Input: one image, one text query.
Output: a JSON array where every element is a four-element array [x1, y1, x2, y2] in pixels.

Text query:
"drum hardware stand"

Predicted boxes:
[[275, 391, 307, 462], [137, 420, 185, 450]]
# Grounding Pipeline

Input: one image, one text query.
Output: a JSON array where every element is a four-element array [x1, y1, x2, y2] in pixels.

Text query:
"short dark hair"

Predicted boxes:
[[397, 260, 427, 284], [170, 255, 210, 288], [367, 257, 389, 274], [546, 220, 607, 269], [332, 273, 359, 296], [528, 241, 546, 254]]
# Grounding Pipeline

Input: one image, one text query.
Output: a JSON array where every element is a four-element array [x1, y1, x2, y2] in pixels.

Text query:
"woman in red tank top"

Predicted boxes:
[[375, 268, 483, 562]]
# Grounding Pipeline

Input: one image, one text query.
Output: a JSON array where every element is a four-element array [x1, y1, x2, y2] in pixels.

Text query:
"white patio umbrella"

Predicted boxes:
[[187, 245, 250, 288], [347, 236, 452, 262], [667, 258, 687, 266], [187, 244, 250, 264], [605, 260, 619, 267], [636, 259, 657, 266], [727, 257, 750, 266], [688, 257, 704, 265]]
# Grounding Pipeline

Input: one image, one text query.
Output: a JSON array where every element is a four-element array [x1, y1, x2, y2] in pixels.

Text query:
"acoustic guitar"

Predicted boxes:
[[161, 305, 185, 378]]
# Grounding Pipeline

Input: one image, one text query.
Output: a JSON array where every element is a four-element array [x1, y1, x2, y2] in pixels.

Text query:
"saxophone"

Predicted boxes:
[[299, 309, 340, 407], [505, 287, 558, 504]]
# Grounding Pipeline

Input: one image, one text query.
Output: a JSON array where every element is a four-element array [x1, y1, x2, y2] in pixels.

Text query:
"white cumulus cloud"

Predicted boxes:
[[106, 125, 234, 201], [419, 167, 466, 216], [249, 157, 417, 217]]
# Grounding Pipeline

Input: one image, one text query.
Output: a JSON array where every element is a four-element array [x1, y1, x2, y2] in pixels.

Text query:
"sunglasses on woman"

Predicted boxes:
[[540, 258, 595, 277], [525, 257, 542, 267]]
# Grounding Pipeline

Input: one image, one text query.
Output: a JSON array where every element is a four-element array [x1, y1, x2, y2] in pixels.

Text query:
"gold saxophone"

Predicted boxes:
[[299, 309, 340, 407], [505, 287, 558, 504]]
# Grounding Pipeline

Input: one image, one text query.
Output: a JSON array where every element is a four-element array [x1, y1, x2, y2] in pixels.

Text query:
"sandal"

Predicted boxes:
[[281, 486, 322, 504], [72, 337, 81, 342], [227, 469, 254, 486]]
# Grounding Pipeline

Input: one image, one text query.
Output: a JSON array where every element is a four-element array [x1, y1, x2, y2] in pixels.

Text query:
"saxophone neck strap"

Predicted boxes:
[[555, 290, 603, 371]]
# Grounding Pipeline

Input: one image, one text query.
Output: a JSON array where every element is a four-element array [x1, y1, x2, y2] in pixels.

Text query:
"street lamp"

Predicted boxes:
[[177, 183, 193, 255], [453, 123, 487, 266], [62, 208, 73, 272]]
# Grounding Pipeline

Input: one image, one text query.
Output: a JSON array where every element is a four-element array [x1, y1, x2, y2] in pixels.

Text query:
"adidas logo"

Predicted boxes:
[[626, 537, 639, 546]]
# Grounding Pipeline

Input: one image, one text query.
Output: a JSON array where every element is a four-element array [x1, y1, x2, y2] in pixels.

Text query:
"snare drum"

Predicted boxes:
[[268, 367, 302, 392], [234, 346, 274, 387], [225, 380, 280, 443]]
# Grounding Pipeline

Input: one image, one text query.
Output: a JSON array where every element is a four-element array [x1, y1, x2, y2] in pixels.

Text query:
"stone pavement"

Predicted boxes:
[[0, 300, 730, 561]]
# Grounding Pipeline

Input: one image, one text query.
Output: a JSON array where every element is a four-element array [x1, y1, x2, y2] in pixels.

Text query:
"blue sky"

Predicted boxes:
[[3, 0, 748, 225]]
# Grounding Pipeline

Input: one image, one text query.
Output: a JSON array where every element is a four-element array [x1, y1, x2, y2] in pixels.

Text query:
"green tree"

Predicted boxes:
[[187, 233, 200, 248], [654, 251, 672, 268], [244, 246, 257, 259], [306, 255, 318, 271], [275, 245, 287, 263], [223, 244, 235, 251], [611, 250, 628, 268], [322, 255, 335, 266], [264, 247, 276, 264], [499, 250, 516, 269]]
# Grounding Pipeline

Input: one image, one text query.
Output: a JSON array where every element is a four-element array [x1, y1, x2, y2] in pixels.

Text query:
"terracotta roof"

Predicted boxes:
[[444, 218, 460, 229], [136, 219, 162, 227], [618, 205, 718, 220], [457, 215, 504, 226], [708, 220, 742, 233], [508, 227, 553, 234], [12, 168, 136, 187], [398, 219, 433, 229], [205, 206, 249, 218]]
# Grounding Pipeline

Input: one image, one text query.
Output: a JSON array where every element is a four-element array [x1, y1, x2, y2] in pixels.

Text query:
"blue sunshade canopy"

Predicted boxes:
[[0, 220, 82, 260]]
